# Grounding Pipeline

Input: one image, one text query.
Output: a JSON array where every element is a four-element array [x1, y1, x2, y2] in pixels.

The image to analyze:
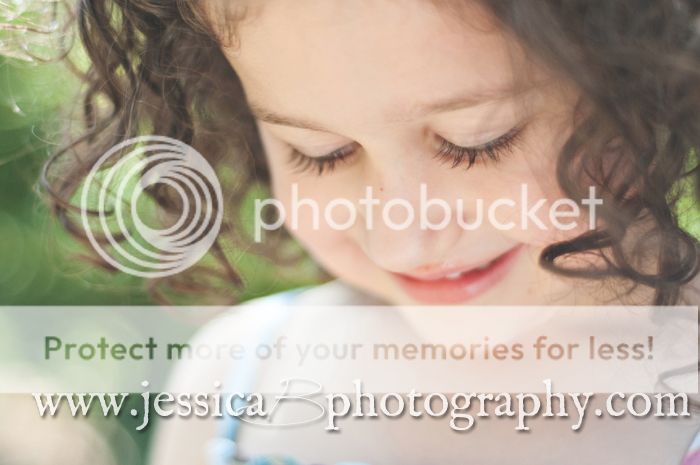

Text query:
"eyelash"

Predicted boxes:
[[433, 125, 523, 170], [288, 126, 523, 176], [289, 143, 359, 176]]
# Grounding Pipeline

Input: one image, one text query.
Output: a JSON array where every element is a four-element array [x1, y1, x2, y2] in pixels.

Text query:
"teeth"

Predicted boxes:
[[430, 260, 495, 281]]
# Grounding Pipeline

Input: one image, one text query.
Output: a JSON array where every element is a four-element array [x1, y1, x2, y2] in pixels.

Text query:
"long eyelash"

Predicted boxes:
[[288, 126, 523, 176], [288, 145, 357, 176], [434, 126, 524, 170]]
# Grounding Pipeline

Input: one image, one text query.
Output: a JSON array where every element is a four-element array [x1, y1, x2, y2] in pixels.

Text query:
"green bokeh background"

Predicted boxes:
[[0, 56, 319, 306], [0, 55, 319, 465]]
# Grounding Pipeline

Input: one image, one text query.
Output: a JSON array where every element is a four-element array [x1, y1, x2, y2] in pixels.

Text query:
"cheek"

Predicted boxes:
[[278, 192, 367, 285], [474, 116, 591, 247], [480, 177, 592, 248], [275, 183, 352, 245], [268, 174, 364, 280], [258, 125, 363, 267]]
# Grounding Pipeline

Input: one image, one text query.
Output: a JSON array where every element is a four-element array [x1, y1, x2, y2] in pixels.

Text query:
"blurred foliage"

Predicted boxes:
[[0, 57, 151, 305], [0, 0, 319, 305], [0, 53, 320, 305], [679, 150, 700, 241], [0, 8, 317, 461]]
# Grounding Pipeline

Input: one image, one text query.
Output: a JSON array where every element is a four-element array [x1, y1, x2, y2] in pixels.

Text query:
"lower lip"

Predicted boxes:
[[393, 246, 523, 304]]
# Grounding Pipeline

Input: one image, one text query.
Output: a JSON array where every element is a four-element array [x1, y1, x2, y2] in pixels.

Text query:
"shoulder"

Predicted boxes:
[[195, 280, 381, 346], [273, 279, 384, 305], [162, 281, 371, 389], [148, 280, 381, 465]]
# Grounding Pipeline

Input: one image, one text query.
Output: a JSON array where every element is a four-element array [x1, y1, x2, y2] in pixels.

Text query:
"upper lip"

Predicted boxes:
[[394, 247, 517, 281]]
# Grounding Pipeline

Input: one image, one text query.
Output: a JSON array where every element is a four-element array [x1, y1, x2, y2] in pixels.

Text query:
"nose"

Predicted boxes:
[[354, 159, 464, 273]]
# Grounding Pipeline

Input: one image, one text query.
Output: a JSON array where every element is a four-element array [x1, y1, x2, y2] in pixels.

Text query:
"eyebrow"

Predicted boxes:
[[248, 102, 332, 131], [248, 85, 520, 131]]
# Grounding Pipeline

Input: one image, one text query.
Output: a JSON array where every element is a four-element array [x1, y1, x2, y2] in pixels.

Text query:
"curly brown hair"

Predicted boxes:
[[42, 0, 700, 304]]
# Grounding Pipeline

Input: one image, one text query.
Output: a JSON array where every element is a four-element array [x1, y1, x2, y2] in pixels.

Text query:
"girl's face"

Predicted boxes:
[[217, 0, 592, 305]]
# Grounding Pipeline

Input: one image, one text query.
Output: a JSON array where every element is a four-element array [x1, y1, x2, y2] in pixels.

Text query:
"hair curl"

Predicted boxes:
[[42, 0, 700, 304]]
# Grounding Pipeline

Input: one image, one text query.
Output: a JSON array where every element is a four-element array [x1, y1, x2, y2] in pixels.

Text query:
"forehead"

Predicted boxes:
[[220, 0, 529, 132]]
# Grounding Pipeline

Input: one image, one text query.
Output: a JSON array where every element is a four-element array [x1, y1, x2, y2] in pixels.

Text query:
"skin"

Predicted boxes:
[[214, 0, 604, 307], [146, 4, 700, 464]]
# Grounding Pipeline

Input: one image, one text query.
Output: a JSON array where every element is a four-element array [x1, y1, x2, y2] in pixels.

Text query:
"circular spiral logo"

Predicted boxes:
[[80, 136, 223, 278]]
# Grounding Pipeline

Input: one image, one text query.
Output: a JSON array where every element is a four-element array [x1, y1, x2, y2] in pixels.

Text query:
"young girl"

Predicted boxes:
[[46, 0, 700, 463]]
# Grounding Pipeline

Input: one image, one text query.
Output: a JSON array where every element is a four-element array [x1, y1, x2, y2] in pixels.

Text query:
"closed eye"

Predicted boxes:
[[286, 124, 524, 176], [288, 143, 360, 176], [433, 125, 523, 170]]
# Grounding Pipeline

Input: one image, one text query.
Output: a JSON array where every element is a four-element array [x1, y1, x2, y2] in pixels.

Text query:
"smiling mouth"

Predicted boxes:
[[391, 245, 523, 304]]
